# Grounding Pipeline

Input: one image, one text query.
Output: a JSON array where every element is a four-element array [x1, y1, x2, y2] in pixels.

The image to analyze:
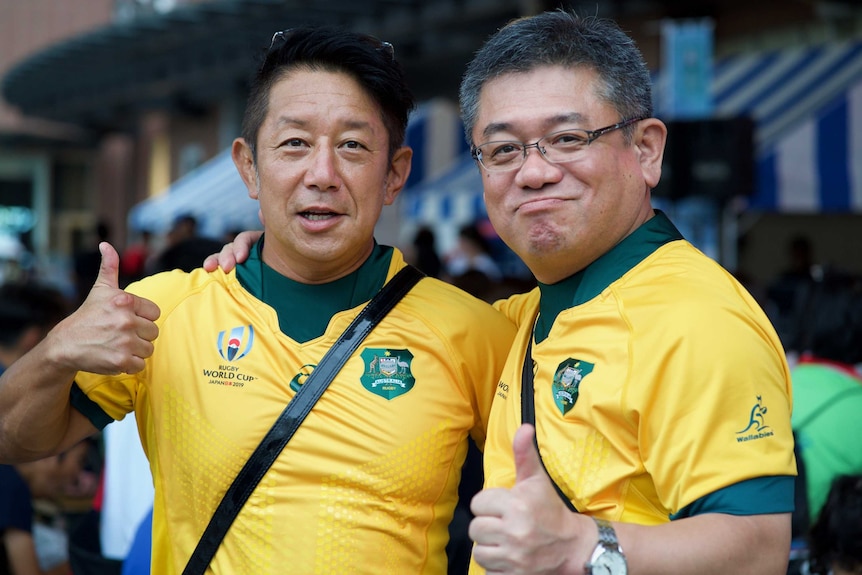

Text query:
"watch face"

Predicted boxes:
[[593, 548, 628, 574]]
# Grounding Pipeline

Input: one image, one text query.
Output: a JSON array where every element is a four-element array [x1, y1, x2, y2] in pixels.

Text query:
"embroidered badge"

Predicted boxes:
[[216, 325, 254, 362], [552, 358, 593, 415], [360, 348, 415, 400]]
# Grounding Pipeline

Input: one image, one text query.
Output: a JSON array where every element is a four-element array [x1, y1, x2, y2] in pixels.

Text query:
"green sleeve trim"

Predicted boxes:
[[69, 382, 114, 430], [671, 476, 795, 519]]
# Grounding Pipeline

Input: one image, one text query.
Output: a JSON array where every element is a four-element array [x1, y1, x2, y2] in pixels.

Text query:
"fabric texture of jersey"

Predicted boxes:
[[72, 247, 516, 575], [482, 212, 795, 527], [791, 358, 862, 521]]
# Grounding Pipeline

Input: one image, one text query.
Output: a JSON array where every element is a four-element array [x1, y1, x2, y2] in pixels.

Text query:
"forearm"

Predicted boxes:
[[0, 330, 81, 462], [617, 513, 791, 575]]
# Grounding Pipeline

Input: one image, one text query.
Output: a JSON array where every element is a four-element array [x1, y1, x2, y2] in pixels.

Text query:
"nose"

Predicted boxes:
[[522, 142, 546, 160], [515, 142, 562, 189], [303, 145, 341, 191]]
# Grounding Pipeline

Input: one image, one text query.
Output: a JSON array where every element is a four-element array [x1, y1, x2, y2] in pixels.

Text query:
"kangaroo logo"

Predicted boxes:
[[737, 395, 770, 434]]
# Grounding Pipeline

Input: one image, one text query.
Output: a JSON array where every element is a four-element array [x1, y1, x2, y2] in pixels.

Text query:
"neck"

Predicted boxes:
[[260, 237, 375, 284]]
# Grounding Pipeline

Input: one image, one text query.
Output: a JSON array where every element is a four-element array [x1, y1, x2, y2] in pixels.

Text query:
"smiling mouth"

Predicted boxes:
[[300, 211, 337, 221], [517, 197, 565, 211]]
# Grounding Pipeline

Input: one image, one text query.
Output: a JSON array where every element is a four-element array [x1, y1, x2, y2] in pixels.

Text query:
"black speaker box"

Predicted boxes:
[[652, 116, 755, 201]]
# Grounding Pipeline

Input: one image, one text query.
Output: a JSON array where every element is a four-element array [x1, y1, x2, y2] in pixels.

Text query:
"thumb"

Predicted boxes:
[[94, 242, 120, 290], [513, 423, 546, 485]]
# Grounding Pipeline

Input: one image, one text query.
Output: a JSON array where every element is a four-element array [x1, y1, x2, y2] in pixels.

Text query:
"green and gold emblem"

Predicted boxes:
[[552, 358, 594, 415], [360, 348, 415, 400]]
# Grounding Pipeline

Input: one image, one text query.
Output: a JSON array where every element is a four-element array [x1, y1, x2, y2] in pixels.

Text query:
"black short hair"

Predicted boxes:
[[241, 26, 415, 161], [0, 282, 68, 347], [808, 475, 862, 574]]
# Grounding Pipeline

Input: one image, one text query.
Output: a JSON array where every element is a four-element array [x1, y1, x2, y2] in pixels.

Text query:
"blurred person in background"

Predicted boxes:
[[119, 230, 153, 287], [0, 233, 30, 285], [0, 281, 88, 575], [789, 271, 862, 540], [766, 234, 820, 355], [444, 221, 502, 283], [806, 475, 862, 575], [1, 443, 92, 575], [72, 221, 111, 307], [0, 281, 68, 375], [149, 214, 222, 274], [408, 225, 443, 279]]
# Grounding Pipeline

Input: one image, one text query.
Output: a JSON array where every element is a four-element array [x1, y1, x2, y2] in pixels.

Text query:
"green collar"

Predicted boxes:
[[237, 236, 393, 342], [535, 211, 683, 343]]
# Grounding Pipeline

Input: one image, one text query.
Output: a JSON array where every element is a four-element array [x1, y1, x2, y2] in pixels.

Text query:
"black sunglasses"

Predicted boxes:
[[269, 29, 395, 60]]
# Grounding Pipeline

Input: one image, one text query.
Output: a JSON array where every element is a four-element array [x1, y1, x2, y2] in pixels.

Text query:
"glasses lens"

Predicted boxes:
[[476, 142, 525, 171], [541, 130, 590, 162]]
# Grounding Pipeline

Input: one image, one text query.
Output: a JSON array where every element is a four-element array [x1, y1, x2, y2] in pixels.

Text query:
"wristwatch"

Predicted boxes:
[[584, 517, 628, 575]]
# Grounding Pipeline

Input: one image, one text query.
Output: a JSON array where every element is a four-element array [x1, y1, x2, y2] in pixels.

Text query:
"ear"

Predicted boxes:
[[232, 138, 260, 200], [383, 146, 413, 206], [635, 118, 667, 190]]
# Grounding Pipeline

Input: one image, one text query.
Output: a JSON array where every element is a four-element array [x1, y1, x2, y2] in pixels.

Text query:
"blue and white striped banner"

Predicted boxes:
[[711, 41, 862, 211], [404, 41, 862, 230]]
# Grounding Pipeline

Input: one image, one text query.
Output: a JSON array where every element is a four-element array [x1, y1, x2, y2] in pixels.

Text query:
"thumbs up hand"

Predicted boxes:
[[469, 424, 592, 574], [48, 242, 161, 375]]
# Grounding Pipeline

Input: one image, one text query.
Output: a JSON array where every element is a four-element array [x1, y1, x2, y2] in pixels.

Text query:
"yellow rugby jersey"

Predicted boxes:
[[484, 213, 796, 525], [72, 246, 516, 575]]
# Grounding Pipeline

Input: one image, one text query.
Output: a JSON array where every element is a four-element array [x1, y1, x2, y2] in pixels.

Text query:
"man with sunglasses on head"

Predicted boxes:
[[0, 27, 516, 574], [212, 11, 796, 575]]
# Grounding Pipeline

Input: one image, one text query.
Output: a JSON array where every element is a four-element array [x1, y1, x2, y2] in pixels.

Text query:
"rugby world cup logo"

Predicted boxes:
[[217, 325, 255, 361]]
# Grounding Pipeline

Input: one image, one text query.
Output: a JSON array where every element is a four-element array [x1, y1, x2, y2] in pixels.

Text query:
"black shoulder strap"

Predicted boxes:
[[521, 331, 578, 513], [183, 265, 424, 575]]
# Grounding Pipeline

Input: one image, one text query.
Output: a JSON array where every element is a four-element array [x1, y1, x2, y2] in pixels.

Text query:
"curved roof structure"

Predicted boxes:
[[2, 0, 522, 132]]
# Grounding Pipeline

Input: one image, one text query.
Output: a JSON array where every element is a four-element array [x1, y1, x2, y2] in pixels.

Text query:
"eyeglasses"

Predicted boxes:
[[269, 29, 395, 60], [471, 116, 645, 172]]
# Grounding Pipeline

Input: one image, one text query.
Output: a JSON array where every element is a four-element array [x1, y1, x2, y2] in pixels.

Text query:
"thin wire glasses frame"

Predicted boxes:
[[269, 29, 395, 60], [471, 116, 646, 172]]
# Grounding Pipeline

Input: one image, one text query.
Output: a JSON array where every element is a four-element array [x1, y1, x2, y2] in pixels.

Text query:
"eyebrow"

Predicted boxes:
[[480, 112, 589, 140], [275, 116, 306, 129], [275, 116, 375, 132]]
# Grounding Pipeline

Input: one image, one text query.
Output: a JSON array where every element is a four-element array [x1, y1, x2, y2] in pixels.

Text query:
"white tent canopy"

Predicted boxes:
[[127, 147, 260, 240], [127, 98, 467, 241]]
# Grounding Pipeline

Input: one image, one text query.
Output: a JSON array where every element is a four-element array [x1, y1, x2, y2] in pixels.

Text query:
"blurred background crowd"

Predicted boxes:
[[1, 1, 861, 574]]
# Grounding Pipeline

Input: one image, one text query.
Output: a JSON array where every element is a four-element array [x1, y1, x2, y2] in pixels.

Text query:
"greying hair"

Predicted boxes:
[[459, 11, 653, 145]]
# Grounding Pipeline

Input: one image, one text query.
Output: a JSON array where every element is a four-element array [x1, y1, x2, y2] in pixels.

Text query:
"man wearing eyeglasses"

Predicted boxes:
[[0, 26, 516, 574], [205, 11, 796, 575], [460, 11, 795, 575]]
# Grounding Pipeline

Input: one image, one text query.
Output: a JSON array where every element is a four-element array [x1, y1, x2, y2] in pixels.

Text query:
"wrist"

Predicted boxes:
[[584, 517, 628, 575]]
